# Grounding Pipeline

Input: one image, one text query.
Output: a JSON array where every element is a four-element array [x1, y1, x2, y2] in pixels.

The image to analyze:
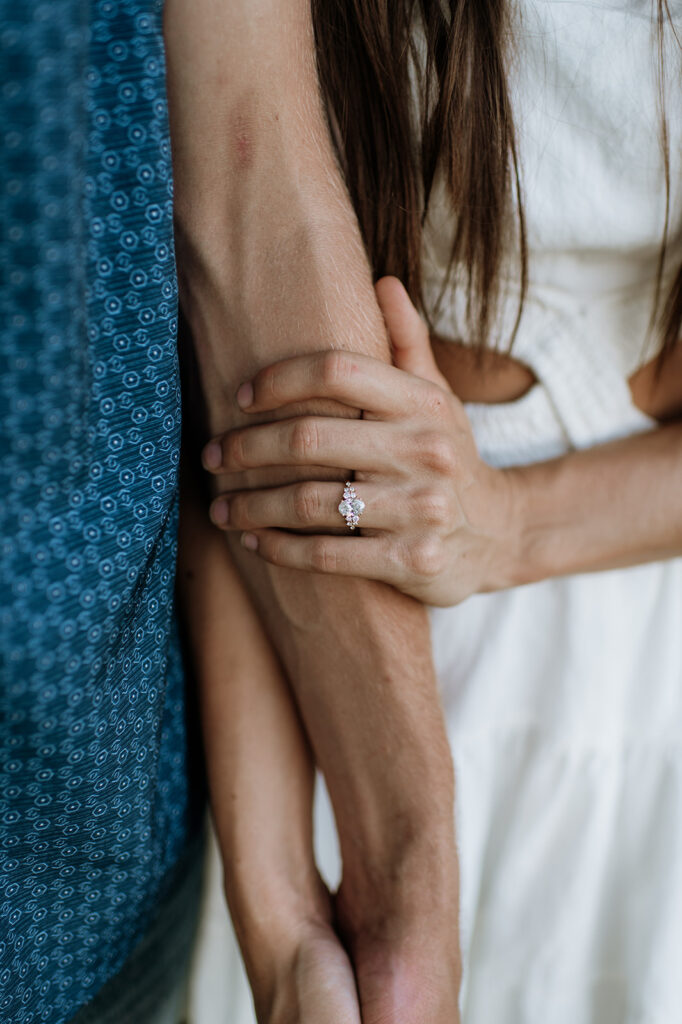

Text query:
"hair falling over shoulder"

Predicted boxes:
[[312, 0, 682, 357]]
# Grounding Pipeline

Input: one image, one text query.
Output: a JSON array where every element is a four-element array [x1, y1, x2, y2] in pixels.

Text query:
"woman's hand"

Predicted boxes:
[[258, 917, 362, 1024], [202, 277, 519, 606]]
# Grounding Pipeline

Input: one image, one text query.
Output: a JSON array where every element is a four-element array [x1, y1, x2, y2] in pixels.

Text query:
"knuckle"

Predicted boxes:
[[422, 385, 448, 418], [320, 350, 353, 391], [291, 482, 321, 524], [289, 418, 320, 459], [263, 535, 285, 567], [386, 539, 408, 581], [227, 431, 248, 468], [256, 364, 279, 404], [414, 488, 451, 529], [309, 537, 336, 573], [417, 431, 457, 475], [228, 494, 249, 527], [407, 536, 443, 579]]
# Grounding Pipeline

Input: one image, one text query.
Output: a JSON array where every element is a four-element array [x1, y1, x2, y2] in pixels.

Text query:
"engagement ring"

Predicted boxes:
[[338, 481, 365, 530]]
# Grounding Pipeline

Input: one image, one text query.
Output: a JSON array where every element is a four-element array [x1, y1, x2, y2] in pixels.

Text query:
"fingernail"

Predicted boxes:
[[210, 498, 229, 526], [236, 381, 254, 408], [203, 441, 222, 470], [241, 532, 258, 551]]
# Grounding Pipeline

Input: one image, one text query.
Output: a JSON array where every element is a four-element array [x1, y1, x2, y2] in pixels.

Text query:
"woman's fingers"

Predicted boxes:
[[228, 278, 449, 422], [236, 528, 402, 585], [209, 481, 411, 532], [203, 417, 402, 474], [375, 276, 452, 390], [232, 349, 435, 418]]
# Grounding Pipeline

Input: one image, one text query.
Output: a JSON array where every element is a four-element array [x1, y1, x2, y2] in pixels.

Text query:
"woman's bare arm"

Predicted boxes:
[[503, 419, 682, 583]]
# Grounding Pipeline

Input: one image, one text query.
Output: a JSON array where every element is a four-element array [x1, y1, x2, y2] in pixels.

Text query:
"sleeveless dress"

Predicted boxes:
[[187, 2, 682, 1021], [423, 4, 682, 1019]]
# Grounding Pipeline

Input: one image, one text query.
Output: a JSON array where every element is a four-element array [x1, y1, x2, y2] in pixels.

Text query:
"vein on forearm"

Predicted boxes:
[[164, 0, 456, 883]]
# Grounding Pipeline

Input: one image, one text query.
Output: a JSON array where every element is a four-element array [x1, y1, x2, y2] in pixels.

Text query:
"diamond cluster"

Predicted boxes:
[[338, 481, 365, 530]]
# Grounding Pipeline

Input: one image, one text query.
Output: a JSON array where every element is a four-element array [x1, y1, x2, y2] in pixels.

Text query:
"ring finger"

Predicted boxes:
[[210, 480, 410, 533]]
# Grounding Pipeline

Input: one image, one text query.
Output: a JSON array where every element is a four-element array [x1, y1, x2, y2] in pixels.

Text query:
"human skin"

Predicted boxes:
[[177, 464, 362, 1024], [203, 276, 682, 603], [163, 1, 460, 1021]]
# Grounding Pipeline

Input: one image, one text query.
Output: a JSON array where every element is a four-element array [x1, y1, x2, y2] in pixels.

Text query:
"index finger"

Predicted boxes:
[[236, 350, 431, 419]]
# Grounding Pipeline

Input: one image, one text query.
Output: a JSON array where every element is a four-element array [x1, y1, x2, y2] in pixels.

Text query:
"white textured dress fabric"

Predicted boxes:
[[186, 3, 682, 1022], [425, 2, 682, 1020]]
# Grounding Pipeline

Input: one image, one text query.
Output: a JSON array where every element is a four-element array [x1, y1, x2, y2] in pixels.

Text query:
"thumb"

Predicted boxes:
[[375, 276, 449, 388]]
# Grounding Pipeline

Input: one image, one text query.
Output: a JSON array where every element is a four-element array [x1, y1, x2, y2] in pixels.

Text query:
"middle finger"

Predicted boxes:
[[204, 417, 402, 474]]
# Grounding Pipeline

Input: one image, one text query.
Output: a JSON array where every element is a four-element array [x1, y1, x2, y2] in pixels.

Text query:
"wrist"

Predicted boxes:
[[338, 806, 458, 917], [336, 830, 461, 1020], [227, 870, 333, 1011], [334, 726, 457, 940], [255, 916, 361, 1024], [478, 464, 536, 592], [497, 463, 555, 589]]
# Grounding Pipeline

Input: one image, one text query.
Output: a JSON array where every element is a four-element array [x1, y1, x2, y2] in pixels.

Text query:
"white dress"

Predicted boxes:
[[187, 3, 682, 1021]]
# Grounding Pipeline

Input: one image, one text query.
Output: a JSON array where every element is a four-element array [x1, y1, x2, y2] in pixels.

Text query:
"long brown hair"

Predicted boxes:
[[312, 0, 682, 357]]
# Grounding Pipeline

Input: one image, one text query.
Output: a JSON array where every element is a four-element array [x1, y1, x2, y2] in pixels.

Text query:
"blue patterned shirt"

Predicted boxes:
[[0, 3, 203, 1021]]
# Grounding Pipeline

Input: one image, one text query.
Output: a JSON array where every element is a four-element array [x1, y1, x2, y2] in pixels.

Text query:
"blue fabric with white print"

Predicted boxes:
[[0, 2, 202, 1021]]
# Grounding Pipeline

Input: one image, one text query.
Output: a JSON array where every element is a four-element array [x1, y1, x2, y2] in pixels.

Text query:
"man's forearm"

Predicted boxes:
[[163, 0, 457, 919], [164, 0, 381, 397]]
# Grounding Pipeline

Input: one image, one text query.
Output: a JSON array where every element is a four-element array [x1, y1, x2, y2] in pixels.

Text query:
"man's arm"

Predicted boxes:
[[163, 3, 460, 1018]]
